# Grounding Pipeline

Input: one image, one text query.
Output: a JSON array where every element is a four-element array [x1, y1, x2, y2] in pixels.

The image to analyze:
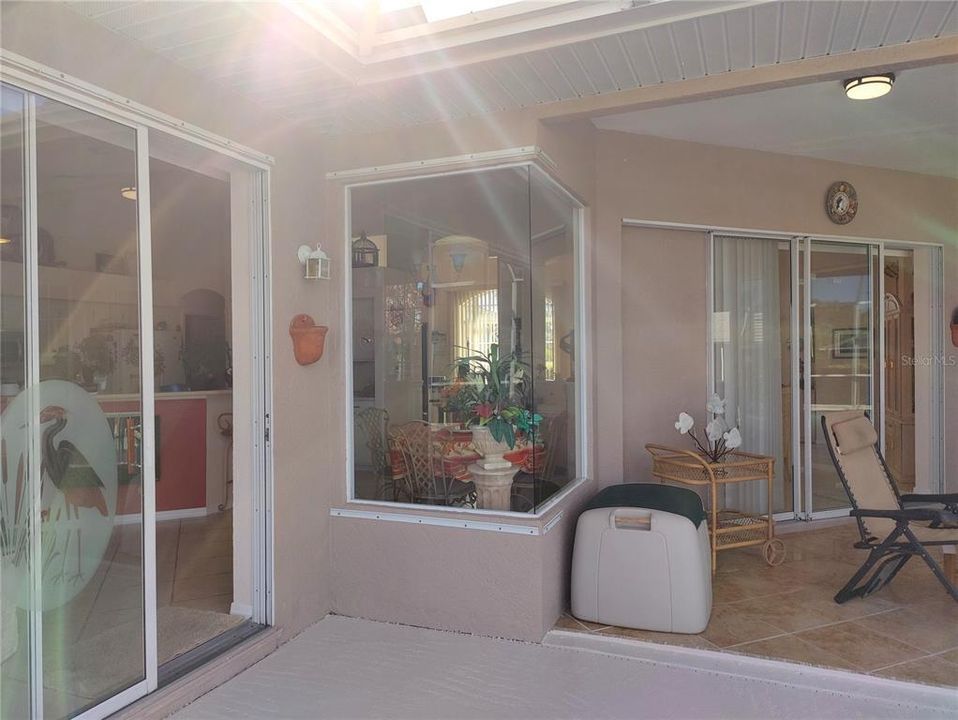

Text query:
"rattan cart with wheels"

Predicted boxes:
[[645, 444, 785, 573]]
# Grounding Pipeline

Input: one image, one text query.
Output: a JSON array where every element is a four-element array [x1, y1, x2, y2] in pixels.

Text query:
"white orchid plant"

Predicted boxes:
[[674, 394, 742, 463]]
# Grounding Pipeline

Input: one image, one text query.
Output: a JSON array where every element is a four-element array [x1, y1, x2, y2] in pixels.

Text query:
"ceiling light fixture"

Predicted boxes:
[[120, 186, 137, 200], [843, 73, 894, 100]]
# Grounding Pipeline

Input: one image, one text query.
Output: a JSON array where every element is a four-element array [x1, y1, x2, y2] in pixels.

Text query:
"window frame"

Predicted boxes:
[[343, 159, 590, 518]]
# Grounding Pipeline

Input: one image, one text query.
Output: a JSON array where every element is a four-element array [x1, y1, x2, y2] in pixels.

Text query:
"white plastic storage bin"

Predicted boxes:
[[571, 483, 711, 634]]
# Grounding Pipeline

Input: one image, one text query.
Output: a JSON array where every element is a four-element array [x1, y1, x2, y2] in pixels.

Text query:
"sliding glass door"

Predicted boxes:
[[2, 85, 149, 718], [801, 241, 876, 516], [713, 235, 941, 521], [2, 74, 271, 718]]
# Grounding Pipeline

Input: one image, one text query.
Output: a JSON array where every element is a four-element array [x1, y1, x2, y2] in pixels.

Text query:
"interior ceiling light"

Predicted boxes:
[[120, 186, 137, 200], [844, 73, 894, 100]]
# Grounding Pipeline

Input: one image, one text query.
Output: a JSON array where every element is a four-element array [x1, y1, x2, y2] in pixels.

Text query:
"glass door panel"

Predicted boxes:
[[804, 241, 875, 515], [34, 96, 145, 718], [1, 82, 32, 720], [712, 235, 792, 516]]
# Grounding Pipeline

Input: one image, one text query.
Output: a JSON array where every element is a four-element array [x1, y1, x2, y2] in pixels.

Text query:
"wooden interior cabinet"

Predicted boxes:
[[883, 260, 916, 492]]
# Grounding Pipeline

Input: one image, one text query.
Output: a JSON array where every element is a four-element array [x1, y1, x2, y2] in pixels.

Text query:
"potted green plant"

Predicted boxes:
[[122, 337, 166, 380], [49, 346, 84, 384], [182, 340, 226, 390], [79, 333, 114, 392], [447, 344, 541, 462]]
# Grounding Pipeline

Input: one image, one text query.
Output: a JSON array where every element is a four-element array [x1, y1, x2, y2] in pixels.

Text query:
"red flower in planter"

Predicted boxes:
[[474, 403, 494, 419]]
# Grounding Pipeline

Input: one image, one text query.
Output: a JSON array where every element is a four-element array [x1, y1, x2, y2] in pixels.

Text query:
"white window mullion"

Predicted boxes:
[[877, 243, 886, 454], [23, 89, 44, 720], [135, 126, 159, 692], [802, 238, 813, 517]]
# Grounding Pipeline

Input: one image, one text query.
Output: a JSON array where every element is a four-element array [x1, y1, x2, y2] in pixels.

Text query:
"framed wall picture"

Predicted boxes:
[[832, 328, 869, 359]]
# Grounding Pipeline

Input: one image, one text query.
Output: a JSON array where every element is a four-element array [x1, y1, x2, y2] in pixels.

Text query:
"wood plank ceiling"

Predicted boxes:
[[65, 1, 958, 135]]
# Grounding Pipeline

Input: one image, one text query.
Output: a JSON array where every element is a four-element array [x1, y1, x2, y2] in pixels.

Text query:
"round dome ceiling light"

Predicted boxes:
[[844, 73, 894, 100]]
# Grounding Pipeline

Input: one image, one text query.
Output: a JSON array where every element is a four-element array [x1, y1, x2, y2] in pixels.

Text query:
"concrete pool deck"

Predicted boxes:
[[171, 615, 957, 719]]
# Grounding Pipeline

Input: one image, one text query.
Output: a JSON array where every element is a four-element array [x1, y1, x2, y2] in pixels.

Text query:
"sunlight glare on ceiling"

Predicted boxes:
[[351, 0, 521, 24]]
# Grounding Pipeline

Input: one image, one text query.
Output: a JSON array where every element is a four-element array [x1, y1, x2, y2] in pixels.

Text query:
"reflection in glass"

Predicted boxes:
[[806, 242, 874, 513], [350, 166, 578, 513]]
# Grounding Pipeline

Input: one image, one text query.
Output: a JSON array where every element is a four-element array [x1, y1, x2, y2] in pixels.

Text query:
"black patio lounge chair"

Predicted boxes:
[[822, 411, 958, 604]]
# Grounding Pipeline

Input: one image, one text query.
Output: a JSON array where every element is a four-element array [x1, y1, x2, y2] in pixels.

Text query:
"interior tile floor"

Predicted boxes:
[[159, 511, 236, 616], [558, 520, 958, 689], [1, 510, 241, 718]]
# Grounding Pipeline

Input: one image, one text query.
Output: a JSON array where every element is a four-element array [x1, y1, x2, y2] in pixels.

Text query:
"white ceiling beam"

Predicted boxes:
[[352, 0, 773, 84], [536, 34, 958, 122]]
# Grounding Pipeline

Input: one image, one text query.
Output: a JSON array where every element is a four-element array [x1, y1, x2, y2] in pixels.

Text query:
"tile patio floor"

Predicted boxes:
[[558, 519, 958, 688]]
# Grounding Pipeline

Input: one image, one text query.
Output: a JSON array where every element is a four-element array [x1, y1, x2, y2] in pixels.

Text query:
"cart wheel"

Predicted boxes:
[[763, 539, 786, 566]]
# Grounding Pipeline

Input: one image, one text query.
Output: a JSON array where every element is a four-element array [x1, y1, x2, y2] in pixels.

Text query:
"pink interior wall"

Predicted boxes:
[[107, 398, 207, 515]]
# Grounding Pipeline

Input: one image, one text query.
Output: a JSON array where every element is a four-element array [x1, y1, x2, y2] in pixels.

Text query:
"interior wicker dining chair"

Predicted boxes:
[[822, 410, 958, 604], [389, 421, 476, 507], [354, 407, 396, 501], [513, 412, 566, 509]]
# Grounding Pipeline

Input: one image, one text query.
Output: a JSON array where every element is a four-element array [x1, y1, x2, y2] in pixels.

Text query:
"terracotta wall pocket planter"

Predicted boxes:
[[289, 314, 328, 365]]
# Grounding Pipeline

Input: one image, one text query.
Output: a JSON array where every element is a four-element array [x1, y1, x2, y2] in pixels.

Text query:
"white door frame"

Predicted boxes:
[[1, 54, 274, 720]]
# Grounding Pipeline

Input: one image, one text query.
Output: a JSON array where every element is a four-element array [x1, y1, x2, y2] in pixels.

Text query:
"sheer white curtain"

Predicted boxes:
[[454, 288, 498, 358], [713, 235, 785, 514]]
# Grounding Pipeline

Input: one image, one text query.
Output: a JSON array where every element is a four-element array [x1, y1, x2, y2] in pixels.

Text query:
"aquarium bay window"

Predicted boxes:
[[348, 164, 582, 514]]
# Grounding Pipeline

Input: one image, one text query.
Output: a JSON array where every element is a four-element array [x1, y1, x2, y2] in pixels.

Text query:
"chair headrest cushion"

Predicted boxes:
[[832, 416, 878, 455]]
